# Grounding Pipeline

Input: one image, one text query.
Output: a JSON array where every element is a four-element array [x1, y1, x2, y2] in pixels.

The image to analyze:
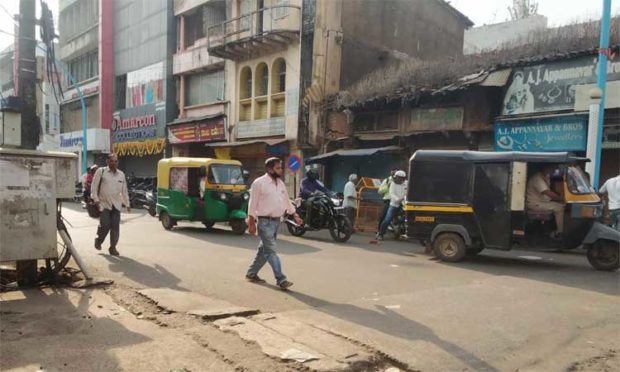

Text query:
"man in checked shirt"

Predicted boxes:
[[245, 157, 303, 290]]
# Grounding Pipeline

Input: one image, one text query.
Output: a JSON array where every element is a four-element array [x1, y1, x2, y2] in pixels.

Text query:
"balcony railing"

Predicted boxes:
[[207, 5, 301, 60]]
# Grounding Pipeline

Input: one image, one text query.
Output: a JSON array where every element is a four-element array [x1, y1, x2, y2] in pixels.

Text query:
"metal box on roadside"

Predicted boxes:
[[0, 148, 77, 261]]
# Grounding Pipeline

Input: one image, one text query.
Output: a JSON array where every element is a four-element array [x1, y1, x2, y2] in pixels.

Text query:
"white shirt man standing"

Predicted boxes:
[[600, 174, 620, 230], [343, 174, 358, 232], [91, 153, 130, 256]]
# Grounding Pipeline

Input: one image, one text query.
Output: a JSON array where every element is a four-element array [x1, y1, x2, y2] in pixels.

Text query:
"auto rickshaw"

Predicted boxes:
[[406, 150, 620, 271], [156, 158, 249, 234]]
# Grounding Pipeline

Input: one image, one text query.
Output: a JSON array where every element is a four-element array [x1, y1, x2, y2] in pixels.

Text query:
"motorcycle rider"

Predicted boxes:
[[376, 170, 407, 241], [299, 168, 330, 227]]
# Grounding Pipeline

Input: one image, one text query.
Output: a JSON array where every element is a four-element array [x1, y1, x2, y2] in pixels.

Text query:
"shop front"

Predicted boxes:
[[112, 104, 166, 177], [58, 128, 111, 178], [167, 115, 227, 157]]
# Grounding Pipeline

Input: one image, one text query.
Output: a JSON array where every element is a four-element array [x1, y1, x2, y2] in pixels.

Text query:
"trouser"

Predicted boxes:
[[610, 209, 620, 231], [529, 201, 565, 233], [247, 218, 286, 285], [96, 207, 121, 248], [379, 205, 400, 237], [377, 200, 390, 231], [345, 207, 357, 231]]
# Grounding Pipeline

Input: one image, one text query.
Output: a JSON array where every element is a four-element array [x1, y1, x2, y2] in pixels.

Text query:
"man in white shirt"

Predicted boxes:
[[526, 166, 564, 236], [376, 170, 407, 240], [600, 174, 620, 230], [343, 174, 358, 231], [91, 153, 130, 256]]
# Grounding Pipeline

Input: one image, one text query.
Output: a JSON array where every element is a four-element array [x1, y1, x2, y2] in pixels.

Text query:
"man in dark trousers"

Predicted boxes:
[[246, 157, 303, 289], [91, 153, 130, 256]]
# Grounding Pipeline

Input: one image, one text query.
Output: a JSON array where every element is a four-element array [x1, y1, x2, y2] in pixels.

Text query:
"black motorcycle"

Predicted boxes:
[[146, 189, 157, 217], [285, 191, 353, 242]]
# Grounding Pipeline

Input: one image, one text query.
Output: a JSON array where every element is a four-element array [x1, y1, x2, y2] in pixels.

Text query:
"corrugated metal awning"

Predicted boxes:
[[307, 146, 402, 164], [480, 68, 512, 86]]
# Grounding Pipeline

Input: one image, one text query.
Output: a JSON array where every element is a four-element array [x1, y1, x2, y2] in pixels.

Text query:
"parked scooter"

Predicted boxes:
[[285, 191, 352, 242]]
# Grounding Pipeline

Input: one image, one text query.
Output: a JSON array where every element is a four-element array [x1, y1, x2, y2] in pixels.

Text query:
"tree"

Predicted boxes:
[[508, 0, 539, 20]]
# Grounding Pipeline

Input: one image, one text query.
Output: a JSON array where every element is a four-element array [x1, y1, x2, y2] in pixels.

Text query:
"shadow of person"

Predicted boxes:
[[101, 255, 188, 291], [283, 289, 498, 372]]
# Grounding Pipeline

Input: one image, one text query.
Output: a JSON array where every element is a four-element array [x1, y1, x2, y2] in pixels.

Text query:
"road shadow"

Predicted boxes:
[[443, 251, 620, 296], [167, 225, 322, 256], [0, 287, 150, 371], [283, 289, 498, 372], [102, 255, 189, 291]]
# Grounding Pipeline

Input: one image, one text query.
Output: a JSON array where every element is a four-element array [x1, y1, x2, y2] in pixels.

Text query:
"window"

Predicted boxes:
[[239, 67, 252, 99], [185, 70, 225, 106], [185, 9, 206, 47], [273, 0, 290, 18], [271, 59, 286, 93], [254, 63, 268, 97], [66, 51, 98, 86], [59, 0, 99, 43], [353, 112, 398, 132], [239, 0, 251, 30], [209, 164, 244, 185], [115, 75, 127, 110], [409, 161, 473, 204]]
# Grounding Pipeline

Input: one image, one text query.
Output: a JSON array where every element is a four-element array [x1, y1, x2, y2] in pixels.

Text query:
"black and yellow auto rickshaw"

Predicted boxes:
[[406, 150, 619, 271], [156, 158, 249, 234]]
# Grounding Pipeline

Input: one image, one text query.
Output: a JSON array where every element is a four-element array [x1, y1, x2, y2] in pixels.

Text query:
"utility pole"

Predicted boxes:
[[18, 0, 38, 150]]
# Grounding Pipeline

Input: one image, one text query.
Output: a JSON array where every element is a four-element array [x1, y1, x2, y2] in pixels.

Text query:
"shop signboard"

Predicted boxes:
[[112, 113, 158, 143], [409, 107, 464, 131], [502, 56, 620, 115], [168, 118, 226, 144], [495, 115, 587, 152]]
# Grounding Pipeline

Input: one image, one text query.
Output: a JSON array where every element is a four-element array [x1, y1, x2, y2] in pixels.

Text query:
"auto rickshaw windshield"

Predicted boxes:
[[209, 164, 245, 185], [566, 165, 594, 195]]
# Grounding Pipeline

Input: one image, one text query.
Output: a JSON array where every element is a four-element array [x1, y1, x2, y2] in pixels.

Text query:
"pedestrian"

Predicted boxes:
[[377, 167, 398, 232], [376, 170, 407, 241], [91, 153, 130, 256], [343, 174, 358, 232], [600, 174, 620, 230], [83, 164, 98, 201], [246, 157, 303, 290]]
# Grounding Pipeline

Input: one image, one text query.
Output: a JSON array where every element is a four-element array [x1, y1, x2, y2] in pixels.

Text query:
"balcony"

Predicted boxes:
[[207, 5, 301, 60], [173, 38, 224, 75]]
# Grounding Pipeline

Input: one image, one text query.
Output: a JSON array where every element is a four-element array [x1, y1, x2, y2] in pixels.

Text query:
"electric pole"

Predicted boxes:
[[18, 0, 39, 150]]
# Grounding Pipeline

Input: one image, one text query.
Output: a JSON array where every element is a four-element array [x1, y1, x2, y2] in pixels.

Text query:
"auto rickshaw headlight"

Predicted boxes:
[[243, 192, 250, 201], [219, 192, 229, 201]]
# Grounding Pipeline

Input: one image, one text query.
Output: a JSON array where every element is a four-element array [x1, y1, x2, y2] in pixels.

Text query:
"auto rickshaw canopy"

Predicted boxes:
[[410, 150, 589, 164], [157, 157, 242, 189]]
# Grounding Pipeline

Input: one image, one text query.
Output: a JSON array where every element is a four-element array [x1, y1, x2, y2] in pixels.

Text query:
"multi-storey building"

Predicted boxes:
[[167, 0, 228, 158], [58, 0, 110, 168]]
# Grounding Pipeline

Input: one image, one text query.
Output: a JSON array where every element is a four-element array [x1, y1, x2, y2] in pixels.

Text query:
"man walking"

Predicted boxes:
[[343, 174, 358, 231], [91, 153, 130, 256], [377, 168, 398, 232], [376, 170, 407, 241], [600, 174, 620, 230], [246, 157, 302, 290]]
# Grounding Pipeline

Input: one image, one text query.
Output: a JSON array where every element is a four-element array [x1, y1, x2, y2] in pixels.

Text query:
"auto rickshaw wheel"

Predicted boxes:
[[230, 219, 247, 235], [433, 233, 466, 262], [587, 240, 619, 271], [160, 211, 176, 230]]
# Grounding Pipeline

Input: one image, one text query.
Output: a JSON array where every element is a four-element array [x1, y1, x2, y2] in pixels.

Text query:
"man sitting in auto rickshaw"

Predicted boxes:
[[526, 165, 565, 238]]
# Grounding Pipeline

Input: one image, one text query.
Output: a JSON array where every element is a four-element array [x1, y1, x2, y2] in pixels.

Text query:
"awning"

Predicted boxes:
[[480, 68, 512, 87], [204, 138, 288, 148], [355, 132, 399, 141], [168, 113, 224, 126], [307, 145, 402, 164]]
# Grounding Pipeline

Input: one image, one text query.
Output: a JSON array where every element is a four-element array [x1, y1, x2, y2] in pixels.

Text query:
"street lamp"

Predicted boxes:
[[585, 87, 602, 182]]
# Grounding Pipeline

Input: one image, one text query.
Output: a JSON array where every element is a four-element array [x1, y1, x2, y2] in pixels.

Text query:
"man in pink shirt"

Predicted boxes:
[[246, 157, 302, 289]]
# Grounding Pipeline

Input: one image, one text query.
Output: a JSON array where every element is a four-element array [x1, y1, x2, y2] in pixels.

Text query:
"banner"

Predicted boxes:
[[495, 115, 587, 152], [168, 119, 226, 144]]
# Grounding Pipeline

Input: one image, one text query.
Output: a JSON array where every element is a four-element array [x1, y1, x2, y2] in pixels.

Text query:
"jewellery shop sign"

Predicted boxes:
[[502, 55, 620, 115], [112, 114, 157, 143]]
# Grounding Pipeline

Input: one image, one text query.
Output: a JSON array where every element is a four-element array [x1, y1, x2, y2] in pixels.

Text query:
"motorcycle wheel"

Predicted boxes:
[[329, 215, 352, 243], [286, 222, 306, 237], [148, 205, 157, 217]]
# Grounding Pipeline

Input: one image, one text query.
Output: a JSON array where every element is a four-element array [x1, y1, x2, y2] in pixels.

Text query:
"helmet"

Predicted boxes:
[[306, 168, 319, 180], [394, 170, 406, 178]]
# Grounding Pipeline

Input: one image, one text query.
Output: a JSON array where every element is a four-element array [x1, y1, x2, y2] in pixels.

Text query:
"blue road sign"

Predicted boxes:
[[287, 154, 302, 173]]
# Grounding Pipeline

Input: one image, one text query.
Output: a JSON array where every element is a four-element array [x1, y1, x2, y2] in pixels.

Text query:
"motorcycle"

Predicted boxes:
[[146, 189, 157, 217], [285, 191, 353, 242]]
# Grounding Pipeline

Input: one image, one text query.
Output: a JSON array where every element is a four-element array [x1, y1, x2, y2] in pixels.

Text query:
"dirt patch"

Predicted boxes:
[[567, 349, 620, 372]]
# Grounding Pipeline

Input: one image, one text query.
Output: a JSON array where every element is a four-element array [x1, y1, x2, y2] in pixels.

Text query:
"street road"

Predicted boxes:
[[62, 203, 619, 371]]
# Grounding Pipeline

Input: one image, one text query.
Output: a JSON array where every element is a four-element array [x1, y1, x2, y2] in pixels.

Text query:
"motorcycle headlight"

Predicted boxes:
[[243, 192, 250, 201], [331, 198, 341, 206]]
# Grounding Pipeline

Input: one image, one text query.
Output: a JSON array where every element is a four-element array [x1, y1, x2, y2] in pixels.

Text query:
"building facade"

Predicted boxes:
[[168, 0, 228, 158], [58, 0, 110, 170], [111, 0, 176, 177]]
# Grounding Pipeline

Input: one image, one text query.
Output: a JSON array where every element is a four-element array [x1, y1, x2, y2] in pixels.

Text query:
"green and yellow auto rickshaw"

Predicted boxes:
[[156, 158, 249, 234]]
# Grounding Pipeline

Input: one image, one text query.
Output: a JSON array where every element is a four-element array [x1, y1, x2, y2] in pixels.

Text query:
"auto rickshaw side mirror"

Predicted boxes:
[[199, 165, 207, 178]]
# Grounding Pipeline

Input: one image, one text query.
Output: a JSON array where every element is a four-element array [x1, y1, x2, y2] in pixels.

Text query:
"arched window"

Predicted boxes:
[[239, 66, 252, 99], [254, 63, 269, 97], [239, 66, 252, 121], [271, 58, 286, 94]]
